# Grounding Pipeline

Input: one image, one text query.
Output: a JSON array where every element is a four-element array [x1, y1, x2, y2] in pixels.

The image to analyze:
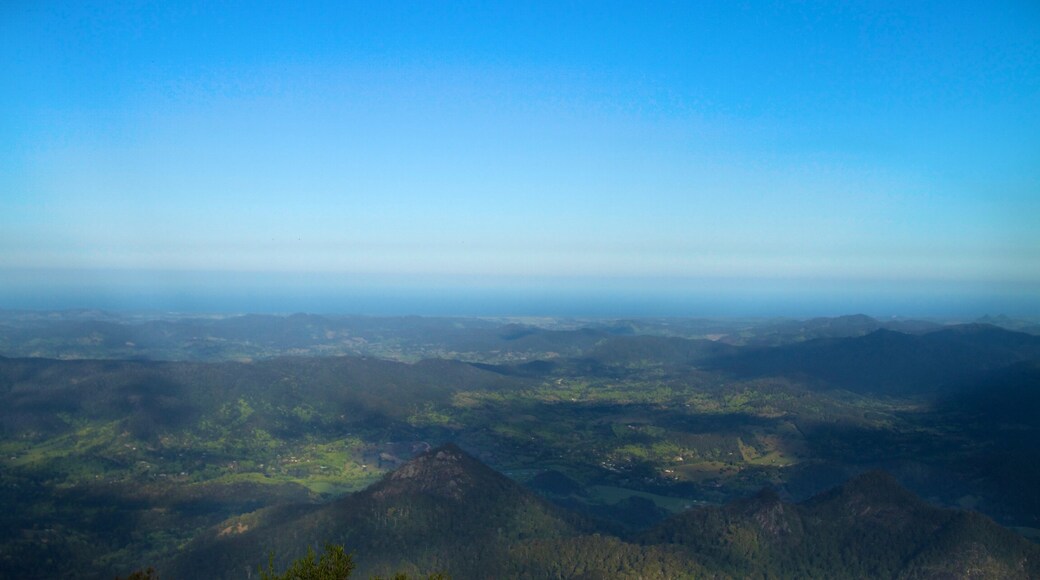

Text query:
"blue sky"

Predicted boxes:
[[2, 1, 1038, 316]]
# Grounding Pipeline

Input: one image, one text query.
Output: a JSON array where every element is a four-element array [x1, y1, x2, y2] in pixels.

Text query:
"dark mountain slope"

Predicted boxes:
[[941, 361, 1040, 429], [707, 324, 1040, 394], [642, 470, 1040, 579], [641, 486, 805, 573], [163, 448, 1040, 579], [938, 362, 1040, 522]]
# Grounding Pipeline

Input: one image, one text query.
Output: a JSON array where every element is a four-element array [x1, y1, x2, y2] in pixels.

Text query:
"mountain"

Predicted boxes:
[[975, 314, 1040, 335], [475, 321, 1040, 390], [162, 443, 592, 578], [738, 314, 942, 347], [643, 470, 1040, 578], [163, 447, 1040, 579], [6, 316, 1040, 578], [707, 324, 1040, 394]]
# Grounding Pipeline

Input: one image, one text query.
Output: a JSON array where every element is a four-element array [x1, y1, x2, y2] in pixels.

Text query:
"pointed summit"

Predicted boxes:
[[804, 469, 924, 519], [367, 443, 510, 501], [164, 442, 586, 579]]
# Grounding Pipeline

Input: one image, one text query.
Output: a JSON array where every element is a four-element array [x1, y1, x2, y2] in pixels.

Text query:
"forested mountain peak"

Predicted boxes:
[[641, 468, 1040, 579], [802, 469, 933, 532], [368, 443, 504, 502], [810, 469, 918, 505], [163, 443, 587, 578], [731, 487, 795, 538]]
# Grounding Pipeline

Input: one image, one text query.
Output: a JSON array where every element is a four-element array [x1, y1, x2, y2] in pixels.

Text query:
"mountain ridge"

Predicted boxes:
[[705, 324, 1040, 394], [164, 446, 1040, 579], [163, 443, 590, 579]]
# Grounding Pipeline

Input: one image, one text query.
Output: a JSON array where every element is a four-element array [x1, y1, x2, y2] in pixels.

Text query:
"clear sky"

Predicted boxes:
[[2, 1, 1038, 316]]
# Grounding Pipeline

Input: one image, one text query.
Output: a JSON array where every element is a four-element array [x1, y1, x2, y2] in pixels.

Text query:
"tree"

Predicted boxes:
[[259, 543, 355, 580]]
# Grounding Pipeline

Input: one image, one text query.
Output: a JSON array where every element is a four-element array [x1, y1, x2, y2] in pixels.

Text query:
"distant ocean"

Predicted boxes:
[[1, 270, 1036, 318]]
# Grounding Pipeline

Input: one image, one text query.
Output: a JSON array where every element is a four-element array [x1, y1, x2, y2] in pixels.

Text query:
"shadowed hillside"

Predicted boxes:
[[164, 447, 1040, 579], [707, 325, 1040, 394], [642, 469, 1040, 579]]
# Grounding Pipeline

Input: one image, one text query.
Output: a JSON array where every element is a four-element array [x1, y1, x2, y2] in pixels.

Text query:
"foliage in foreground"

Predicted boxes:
[[260, 543, 356, 580], [258, 543, 447, 580]]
